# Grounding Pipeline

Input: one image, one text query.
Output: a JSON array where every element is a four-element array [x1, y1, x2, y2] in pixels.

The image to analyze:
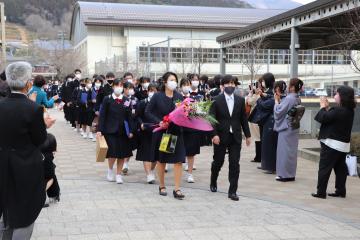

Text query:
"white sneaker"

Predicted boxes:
[[73, 128, 77, 132], [116, 174, 123, 184], [83, 132, 88, 139], [147, 173, 155, 184], [165, 164, 168, 173], [193, 165, 197, 170], [92, 136, 97, 142], [187, 174, 195, 183], [80, 128, 84, 134], [106, 169, 115, 182], [184, 163, 189, 171], [88, 132, 94, 140]]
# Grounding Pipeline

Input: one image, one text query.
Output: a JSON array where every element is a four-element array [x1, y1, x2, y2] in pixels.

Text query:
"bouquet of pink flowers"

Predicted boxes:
[[154, 98, 217, 132]]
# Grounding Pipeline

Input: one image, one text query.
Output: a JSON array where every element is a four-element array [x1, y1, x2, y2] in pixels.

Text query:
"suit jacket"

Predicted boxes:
[[210, 93, 251, 145], [98, 95, 133, 135], [315, 106, 354, 143], [0, 93, 47, 228], [96, 84, 113, 111]]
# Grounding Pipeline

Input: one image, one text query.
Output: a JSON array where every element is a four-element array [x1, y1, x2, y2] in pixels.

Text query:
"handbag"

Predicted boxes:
[[346, 155, 358, 177], [159, 133, 178, 153]]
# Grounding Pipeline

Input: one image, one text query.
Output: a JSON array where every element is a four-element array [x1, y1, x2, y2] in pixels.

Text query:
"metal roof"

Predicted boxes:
[[217, 0, 342, 42], [74, 1, 285, 30]]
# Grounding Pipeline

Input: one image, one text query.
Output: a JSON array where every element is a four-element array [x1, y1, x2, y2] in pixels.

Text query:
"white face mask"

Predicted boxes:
[[148, 92, 154, 99], [192, 81, 199, 88], [55, 81, 59, 85], [182, 86, 191, 94], [127, 79, 133, 84], [143, 82, 150, 90], [261, 81, 266, 88], [75, 73, 81, 79], [128, 89, 135, 96], [95, 83, 101, 89], [114, 87, 123, 96], [67, 78, 73, 82], [86, 83, 92, 89], [166, 80, 177, 91]]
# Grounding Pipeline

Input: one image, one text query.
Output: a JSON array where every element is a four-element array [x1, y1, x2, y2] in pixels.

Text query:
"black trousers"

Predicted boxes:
[[211, 133, 241, 194], [63, 104, 70, 121], [317, 143, 348, 196]]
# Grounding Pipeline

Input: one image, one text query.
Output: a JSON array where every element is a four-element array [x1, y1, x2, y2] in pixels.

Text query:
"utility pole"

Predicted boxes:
[[0, 2, 6, 66]]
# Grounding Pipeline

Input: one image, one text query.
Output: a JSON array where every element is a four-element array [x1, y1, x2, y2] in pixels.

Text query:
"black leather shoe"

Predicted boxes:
[[251, 159, 261, 163], [328, 192, 346, 198], [264, 170, 275, 174], [311, 193, 326, 199], [276, 177, 295, 182], [257, 166, 263, 170], [210, 184, 217, 193], [228, 193, 239, 201], [173, 190, 185, 200], [159, 187, 167, 196]]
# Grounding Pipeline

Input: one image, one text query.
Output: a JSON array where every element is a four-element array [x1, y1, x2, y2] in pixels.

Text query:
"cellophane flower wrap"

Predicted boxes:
[[154, 98, 218, 132]]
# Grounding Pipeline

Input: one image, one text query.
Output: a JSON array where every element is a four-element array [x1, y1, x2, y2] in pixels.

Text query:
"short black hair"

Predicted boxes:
[[190, 73, 200, 80], [106, 72, 115, 78], [160, 72, 178, 91], [95, 75, 104, 83], [213, 75, 222, 88], [140, 77, 151, 83], [33, 75, 46, 87], [337, 86, 356, 110], [262, 73, 275, 89], [200, 75, 208, 83], [148, 83, 158, 91], [41, 133, 57, 153], [221, 75, 234, 86], [180, 78, 191, 87], [123, 72, 133, 78], [92, 74, 99, 79], [74, 69, 81, 73], [113, 78, 122, 86], [123, 81, 134, 89]]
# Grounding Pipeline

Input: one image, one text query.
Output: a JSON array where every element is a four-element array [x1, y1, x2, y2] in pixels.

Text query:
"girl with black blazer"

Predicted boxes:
[[180, 77, 202, 183], [135, 83, 158, 184], [78, 78, 95, 140], [312, 86, 356, 199], [97, 79, 134, 184], [145, 72, 186, 199], [122, 82, 139, 175]]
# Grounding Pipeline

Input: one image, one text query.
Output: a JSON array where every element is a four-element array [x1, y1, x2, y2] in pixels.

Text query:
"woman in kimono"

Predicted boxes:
[[256, 73, 278, 174], [274, 78, 303, 182]]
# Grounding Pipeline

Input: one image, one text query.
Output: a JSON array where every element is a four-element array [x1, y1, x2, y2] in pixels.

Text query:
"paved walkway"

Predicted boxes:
[[32, 109, 360, 240]]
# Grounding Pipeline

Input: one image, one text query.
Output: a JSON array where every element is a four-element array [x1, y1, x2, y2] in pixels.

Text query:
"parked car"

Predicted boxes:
[[304, 88, 315, 96], [314, 88, 328, 97]]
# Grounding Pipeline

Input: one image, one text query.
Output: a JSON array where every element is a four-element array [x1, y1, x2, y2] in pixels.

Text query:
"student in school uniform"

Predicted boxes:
[[60, 74, 76, 125], [96, 72, 115, 116], [78, 78, 95, 140], [145, 72, 186, 199], [121, 82, 139, 175], [135, 83, 158, 184], [179, 77, 201, 183], [97, 79, 134, 184], [91, 76, 103, 142], [72, 79, 85, 134], [135, 77, 151, 101]]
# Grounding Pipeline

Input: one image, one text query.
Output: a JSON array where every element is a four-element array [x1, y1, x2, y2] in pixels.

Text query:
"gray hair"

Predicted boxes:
[[5, 61, 32, 91]]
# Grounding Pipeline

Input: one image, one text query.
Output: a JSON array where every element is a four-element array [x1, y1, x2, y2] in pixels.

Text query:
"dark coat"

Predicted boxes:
[[0, 80, 10, 99], [95, 84, 113, 111], [98, 95, 134, 135], [315, 106, 354, 143], [210, 93, 251, 145], [0, 93, 47, 228]]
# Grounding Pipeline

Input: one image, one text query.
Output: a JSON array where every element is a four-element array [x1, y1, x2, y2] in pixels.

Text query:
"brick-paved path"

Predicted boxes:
[[31, 109, 360, 240]]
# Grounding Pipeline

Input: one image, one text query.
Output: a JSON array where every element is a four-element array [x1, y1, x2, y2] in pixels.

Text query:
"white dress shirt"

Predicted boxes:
[[225, 93, 234, 133]]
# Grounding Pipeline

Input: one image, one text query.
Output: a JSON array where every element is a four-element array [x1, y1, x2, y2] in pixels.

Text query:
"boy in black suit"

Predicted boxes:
[[209, 75, 251, 201]]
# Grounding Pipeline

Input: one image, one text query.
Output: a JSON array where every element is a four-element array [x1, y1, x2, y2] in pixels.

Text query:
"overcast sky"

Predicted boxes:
[[292, 0, 316, 4]]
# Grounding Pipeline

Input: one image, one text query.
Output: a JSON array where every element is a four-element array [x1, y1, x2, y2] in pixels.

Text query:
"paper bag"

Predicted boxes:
[[96, 136, 108, 162], [346, 155, 358, 177], [159, 133, 177, 153]]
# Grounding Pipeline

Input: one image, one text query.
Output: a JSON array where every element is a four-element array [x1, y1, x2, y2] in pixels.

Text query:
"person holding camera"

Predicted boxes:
[[274, 78, 304, 182]]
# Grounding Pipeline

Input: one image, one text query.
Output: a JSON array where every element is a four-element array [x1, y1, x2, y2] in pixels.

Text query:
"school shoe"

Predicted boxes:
[[147, 174, 155, 184], [116, 174, 124, 184], [184, 163, 188, 171], [106, 169, 115, 182], [92, 136, 97, 142], [165, 164, 168, 173], [122, 162, 129, 175], [83, 132, 88, 139], [88, 132, 94, 140], [187, 174, 195, 183], [193, 165, 197, 170]]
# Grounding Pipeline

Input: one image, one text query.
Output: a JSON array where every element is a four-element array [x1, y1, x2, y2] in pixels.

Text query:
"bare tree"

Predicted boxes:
[[330, 8, 360, 73], [233, 36, 267, 84]]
